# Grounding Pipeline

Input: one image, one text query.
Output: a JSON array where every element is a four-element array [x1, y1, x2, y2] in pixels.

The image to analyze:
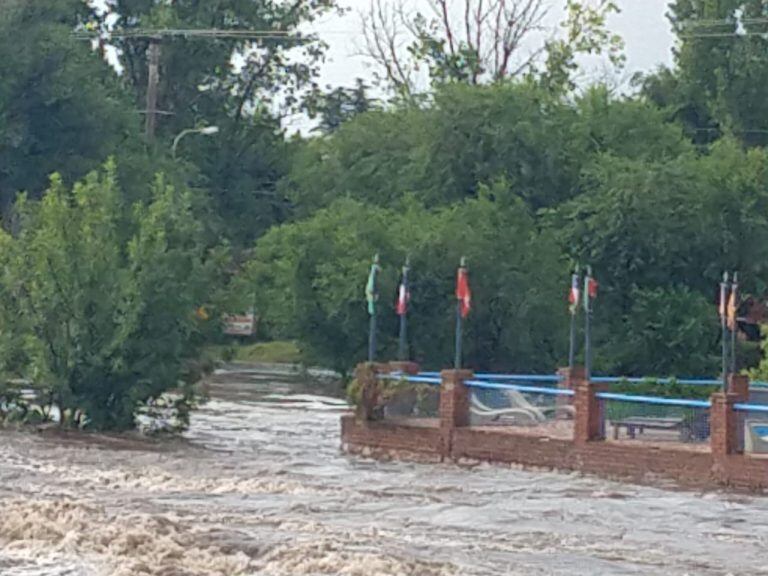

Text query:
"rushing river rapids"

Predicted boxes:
[[1, 365, 768, 576]]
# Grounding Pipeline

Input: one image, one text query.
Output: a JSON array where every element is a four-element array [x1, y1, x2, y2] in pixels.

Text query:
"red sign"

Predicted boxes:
[[223, 313, 256, 336]]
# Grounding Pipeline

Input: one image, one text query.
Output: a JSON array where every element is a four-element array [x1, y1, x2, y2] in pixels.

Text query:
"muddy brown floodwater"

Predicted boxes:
[[1, 365, 768, 576]]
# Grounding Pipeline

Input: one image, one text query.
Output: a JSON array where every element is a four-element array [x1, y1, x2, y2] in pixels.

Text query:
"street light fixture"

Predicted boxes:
[[172, 126, 220, 159]]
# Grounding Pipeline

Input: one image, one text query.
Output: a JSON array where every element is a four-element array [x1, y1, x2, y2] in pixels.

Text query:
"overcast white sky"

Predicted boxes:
[[313, 0, 676, 90], [92, 0, 676, 88], [90, 0, 677, 131]]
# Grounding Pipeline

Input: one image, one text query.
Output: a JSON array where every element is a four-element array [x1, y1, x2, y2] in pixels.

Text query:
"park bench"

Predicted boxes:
[[611, 416, 689, 441]]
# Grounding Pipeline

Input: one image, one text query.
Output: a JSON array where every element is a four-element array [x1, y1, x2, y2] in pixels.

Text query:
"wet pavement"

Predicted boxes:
[[1, 364, 767, 575]]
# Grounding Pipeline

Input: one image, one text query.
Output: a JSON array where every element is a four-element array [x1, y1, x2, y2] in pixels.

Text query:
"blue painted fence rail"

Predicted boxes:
[[419, 372, 560, 382], [734, 403, 768, 413], [419, 371, 768, 388], [377, 372, 768, 411], [466, 379, 575, 397], [379, 373, 442, 386], [595, 392, 711, 409]]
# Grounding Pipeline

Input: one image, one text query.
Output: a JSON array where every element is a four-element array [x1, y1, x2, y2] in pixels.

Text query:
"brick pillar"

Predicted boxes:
[[556, 366, 580, 418], [559, 366, 585, 390], [439, 369, 472, 458], [388, 361, 420, 375], [710, 392, 742, 457], [354, 362, 389, 421], [574, 373, 607, 445], [727, 374, 749, 402]]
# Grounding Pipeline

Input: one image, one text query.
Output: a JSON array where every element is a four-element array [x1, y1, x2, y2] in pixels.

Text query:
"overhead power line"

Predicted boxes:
[[678, 16, 768, 38], [72, 28, 309, 41], [680, 17, 768, 28], [680, 31, 768, 39]]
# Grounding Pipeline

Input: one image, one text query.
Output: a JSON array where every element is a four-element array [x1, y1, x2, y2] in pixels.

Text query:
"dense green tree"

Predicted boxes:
[[0, 0, 140, 209], [87, 0, 340, 245], [0, 162, 226, 430], [239, 181, 567, 375], [285, 82, 696, 214], [574, 86, 692, 162], [303, 79, 378, 135], [420, 83, 587, 209], [273, 84, 768, 377], [554, 139, 768, 301], [283, 107, 430, 217], [600, 287, 720, 377], [647, 0, 768, 146], [284, 83, 585, 213], [100, 0, 338, 135], [553, 138, 768, 375]]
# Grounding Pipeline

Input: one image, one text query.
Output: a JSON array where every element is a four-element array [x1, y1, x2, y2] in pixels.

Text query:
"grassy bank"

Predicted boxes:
[[205, 341, 303, 365]]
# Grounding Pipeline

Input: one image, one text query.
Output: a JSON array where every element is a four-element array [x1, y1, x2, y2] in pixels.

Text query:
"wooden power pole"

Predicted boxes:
[[73, 28, 306, 143], [145, 38, 161, 141]]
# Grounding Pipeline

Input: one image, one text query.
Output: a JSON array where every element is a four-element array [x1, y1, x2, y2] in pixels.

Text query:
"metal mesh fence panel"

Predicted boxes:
[[380, 383, 441, 421], [601, 396, 710, 445], [468, 380, 574, 439], [735, 403, 768, 454]]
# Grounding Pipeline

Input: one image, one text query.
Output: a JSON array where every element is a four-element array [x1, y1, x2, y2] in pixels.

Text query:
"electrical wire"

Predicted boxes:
[[71, 28, 313, 41]]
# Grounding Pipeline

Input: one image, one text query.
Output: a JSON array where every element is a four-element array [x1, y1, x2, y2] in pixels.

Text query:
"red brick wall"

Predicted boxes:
[[341, 416, 768, 493], [341, 415, 443, 462], [344, 362, 768, 492]]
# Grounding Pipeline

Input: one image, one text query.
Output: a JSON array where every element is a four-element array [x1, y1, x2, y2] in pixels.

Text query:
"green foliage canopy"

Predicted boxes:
[[239, 182, 567, 375], [0, 163, 225, 430]]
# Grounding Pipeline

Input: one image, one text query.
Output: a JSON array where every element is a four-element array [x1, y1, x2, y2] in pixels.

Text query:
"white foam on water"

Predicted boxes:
[[252, 540, 456, 576], [0, 499, 253, 576]]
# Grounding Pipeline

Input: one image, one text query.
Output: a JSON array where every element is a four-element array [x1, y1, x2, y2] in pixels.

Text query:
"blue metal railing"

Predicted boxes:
[[595, 392, 711, 409], [379, 373, 441, 386], [734, 403, 768, 413], [418, 372, 561, 383], [380, 373, 572, 396], [380, 372, 768, 407], [592, 376, 720, 387], [419, 371, 768, 388], [466, 379, 574, 397]]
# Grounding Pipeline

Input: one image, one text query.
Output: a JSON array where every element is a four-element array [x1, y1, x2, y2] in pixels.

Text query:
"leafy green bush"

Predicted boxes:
[[0, 162, 226, 431], [345, 376, 437, 418]]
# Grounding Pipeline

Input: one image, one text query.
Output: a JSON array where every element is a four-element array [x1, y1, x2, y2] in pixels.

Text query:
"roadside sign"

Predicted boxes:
[[223, 312, 256, 336]]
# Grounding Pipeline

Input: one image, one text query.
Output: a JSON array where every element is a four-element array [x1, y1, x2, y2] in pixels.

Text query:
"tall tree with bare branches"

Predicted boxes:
[[363, 0, 548, 96], [362, 0, 624, 98]]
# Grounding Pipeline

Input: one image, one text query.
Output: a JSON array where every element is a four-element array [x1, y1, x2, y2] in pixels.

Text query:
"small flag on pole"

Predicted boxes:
[[727, 275, 738, 332], [396, 270, 410, 316], [365, 258, 380, 316], [719, 278, 728, 324], [588, 277, 599, 299], [397, 258, 411, 361], [583, 267, 596, 379], [568, 272, 580, 315], [456, 265, 472, 319], [454, 257, 470, 369], [583, 274, 598, 312]]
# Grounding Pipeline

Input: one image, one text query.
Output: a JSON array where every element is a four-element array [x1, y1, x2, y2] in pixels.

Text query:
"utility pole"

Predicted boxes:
[[72, 28, 307, 143], [145, 38, 161, 141]]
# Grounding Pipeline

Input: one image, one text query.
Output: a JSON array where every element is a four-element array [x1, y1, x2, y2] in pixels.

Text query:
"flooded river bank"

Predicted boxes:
[[1, 365, 767, 575]]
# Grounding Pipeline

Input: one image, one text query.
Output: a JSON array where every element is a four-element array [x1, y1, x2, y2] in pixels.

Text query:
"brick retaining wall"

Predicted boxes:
[[342, 363, 768, 493]]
